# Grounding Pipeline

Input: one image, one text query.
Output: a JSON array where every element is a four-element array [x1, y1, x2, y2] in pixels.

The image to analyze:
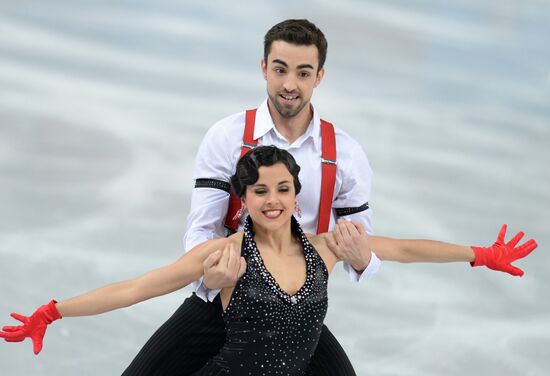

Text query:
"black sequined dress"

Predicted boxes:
[[193, 215, 329, 376]]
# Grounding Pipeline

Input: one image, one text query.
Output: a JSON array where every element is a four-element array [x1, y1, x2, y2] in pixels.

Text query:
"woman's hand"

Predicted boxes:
[[203, 243, 247, 290], [0, 300, 61, 354], [471, 224, 538, 276]]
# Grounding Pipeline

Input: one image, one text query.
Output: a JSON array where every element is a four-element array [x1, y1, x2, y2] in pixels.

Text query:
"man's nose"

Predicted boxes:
[[282, 75, 297, 92]]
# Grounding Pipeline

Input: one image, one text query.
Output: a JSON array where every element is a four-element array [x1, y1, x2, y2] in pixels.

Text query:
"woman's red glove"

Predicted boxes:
[[471, 224, 538, 277], [0, 300, 61, 354]]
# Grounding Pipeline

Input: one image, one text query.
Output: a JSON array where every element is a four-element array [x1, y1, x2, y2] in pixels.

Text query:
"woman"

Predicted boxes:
[[0, 146, 537, 375]]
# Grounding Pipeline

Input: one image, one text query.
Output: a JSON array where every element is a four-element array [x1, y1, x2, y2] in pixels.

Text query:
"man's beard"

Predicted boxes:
[[269, 92, 308, 119]]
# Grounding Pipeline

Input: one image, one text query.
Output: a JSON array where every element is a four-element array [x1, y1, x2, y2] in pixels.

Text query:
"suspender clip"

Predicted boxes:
[[321, 158, 337, 166], [242, 142, 257, 150]]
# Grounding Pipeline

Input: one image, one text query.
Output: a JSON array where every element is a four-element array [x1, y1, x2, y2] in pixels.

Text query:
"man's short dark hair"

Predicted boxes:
[[264, 19, 328, 72], [231, 145, 302, 198]]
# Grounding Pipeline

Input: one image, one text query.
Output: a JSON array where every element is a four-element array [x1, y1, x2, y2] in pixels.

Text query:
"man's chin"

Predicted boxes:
[[276, 103, 305, 119]]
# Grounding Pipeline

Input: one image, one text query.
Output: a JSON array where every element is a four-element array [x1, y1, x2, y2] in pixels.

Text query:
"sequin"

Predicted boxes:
[[197, 216, 329, 375]]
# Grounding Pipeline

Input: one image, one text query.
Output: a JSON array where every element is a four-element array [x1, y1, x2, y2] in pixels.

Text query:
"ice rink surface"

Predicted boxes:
[[1, 1, 549, 375]]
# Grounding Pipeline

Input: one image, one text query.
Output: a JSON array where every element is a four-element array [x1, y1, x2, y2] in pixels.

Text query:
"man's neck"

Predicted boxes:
[[267, 100, 313, 144]]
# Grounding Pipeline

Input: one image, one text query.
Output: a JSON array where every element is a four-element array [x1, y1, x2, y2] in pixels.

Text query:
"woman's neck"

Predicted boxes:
[[252, 221, 295, 254]]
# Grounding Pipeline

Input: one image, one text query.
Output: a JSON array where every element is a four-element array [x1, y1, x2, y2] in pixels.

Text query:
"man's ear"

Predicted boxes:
[[261, 59, 267, 81], [314, 67, 325, 88]]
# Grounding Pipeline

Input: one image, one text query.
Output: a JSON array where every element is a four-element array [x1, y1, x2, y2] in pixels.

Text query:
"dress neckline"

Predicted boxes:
[[244, 216, 313, 305]]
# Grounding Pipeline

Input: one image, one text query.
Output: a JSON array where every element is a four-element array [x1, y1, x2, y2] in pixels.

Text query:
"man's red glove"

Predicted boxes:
[[471, 224, 538, 277], [0, 299, 61, 354]]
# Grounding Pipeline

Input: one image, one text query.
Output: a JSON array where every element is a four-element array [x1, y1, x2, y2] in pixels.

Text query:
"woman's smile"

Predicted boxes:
[[262, 209, 284, 219]]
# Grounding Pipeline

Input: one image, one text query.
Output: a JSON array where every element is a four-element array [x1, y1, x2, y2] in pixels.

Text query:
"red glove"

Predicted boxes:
[[471, 224, 538, 277], [0, 300, 62, 354]]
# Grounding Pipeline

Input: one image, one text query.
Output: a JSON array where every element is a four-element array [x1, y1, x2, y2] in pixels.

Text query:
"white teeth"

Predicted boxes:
[[281, 94, 297, 100], [264, 210, 282, 218]]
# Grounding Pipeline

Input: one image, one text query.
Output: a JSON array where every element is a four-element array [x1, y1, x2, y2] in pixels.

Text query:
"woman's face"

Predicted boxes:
[[242, 162, 296, 230]]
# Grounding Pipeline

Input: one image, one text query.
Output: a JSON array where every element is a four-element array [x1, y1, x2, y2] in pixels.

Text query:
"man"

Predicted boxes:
[[123, 19, 380, 375]]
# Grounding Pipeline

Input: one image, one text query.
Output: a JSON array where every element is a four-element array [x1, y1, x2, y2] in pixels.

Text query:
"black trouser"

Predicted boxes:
[[122, 294, 356, 375]]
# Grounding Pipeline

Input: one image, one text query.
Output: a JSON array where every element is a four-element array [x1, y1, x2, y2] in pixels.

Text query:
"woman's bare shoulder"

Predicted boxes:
[[186, 232, 243, 259], [305, 233, 334, 259], [227, 231, 244, 246], [305, 233, 338, 272], [305, 233, 326, 250]]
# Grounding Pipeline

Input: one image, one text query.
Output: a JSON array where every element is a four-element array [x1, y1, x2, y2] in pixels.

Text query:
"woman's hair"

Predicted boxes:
[[231, 145, 302, 198]]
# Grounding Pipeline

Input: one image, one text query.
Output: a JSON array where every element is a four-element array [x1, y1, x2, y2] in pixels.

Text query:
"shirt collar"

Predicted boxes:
[[253, 99, 275, 140], [254, 99, 322, 151]]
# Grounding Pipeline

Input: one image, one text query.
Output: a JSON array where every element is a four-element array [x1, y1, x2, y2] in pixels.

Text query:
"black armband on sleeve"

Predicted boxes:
[[334, 202, 370, 216], [194, 178, 231, 193]]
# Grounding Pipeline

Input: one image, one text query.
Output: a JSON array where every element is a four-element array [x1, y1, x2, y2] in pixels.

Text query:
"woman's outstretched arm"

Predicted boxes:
[[323, 220, 537, 276], [0, 237, 243, 354], [56, 237, 235, 317], [370, 236, 474, 263]]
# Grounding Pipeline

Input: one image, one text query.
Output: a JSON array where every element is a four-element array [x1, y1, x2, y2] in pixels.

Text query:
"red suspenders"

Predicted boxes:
[[224, 109, 336, 234], [317, 119, 337, 234], [224, 109, 259, 231]]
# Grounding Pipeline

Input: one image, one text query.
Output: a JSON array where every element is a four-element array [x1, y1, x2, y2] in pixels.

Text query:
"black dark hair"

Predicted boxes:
[[231, 145, 302, 198], [264, 19, 328, 72]]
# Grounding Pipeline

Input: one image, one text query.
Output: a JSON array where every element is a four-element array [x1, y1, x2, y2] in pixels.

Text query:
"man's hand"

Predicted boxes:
[[325, 219, 372, 272], [203, 243, 247, 290]]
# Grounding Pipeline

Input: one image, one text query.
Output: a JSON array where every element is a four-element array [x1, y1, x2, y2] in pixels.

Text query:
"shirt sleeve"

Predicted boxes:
[[183, 115, 243, 301], [333, 132, 381, 282]]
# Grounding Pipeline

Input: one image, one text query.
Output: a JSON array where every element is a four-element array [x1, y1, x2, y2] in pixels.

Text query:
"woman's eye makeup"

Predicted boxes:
[[251, 184, 291, 195]]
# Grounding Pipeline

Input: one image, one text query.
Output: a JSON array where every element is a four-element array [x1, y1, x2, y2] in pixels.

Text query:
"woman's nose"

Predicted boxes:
[[265, 192, 278, 205]]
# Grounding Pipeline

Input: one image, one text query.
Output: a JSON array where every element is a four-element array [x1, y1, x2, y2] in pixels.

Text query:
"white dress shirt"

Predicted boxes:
[[185, 100, 381, 301]]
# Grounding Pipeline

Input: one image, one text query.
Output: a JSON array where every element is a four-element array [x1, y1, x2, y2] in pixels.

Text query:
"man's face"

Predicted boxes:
[[262, 41, 324, 119]]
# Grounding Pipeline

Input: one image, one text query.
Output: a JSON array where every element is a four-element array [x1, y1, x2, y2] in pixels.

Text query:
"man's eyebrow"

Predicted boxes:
[[271, 59, 288, 67], [297, 64, 314, 70], [271, 59, 314, 71]]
